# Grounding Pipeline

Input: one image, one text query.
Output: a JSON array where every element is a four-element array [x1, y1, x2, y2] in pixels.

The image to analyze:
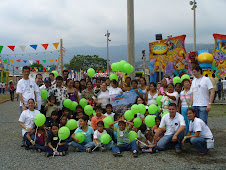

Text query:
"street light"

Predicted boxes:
[[141, 49, 146, 78], [104, 30, 111, 75], [190, 0, 197, 51]]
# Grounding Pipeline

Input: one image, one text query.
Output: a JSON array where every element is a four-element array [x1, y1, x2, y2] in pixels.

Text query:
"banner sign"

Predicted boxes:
[[110, 91, 137, 106]]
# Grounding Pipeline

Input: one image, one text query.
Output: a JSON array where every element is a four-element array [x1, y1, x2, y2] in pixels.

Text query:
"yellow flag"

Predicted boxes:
[[10, 60, 14, 63], [49, 60, 53, 63], [52, 43, 59, 49], [34, 67, 37, 70]]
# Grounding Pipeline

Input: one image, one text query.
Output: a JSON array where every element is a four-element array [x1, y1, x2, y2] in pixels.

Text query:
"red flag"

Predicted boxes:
[[36, 60, 40, 64], [16, 67, 19, 70], [16, 59, 21, 62], [41, 44, 49, 50], [30, 67, 32, 70], [55, 59, 58, 62], [8, 46, 15, 51]]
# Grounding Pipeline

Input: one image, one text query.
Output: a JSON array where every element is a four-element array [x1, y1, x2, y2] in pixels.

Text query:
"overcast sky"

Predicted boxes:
[[0, 0, 225, 49]]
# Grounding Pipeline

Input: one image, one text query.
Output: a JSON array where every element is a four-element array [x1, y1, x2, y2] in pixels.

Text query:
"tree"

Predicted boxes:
[[30, 63, 43, 68], [64, 55, 107, 71]]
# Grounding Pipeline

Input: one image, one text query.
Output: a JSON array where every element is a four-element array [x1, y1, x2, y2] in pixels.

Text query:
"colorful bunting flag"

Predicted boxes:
[[19, 45, 26, 52], [49, 60, 53, 63], [3, 59, 7, 63], [29, 60, 34, 65], [36, 60, 40, 64], [42, 60, 46, 63], [30, 45, 37, 50], [16, 67, 19, 70], [10, 60, 14, 63], [41, 44, 49, 50], [16, 59, 21, 62], [23, 60, 27, 63], [8, 46, 15, 51], [52, 43, 59, 49], [0, 46, 3, 53], [55, 59, 58, 62], [34, 67, 37, 71]]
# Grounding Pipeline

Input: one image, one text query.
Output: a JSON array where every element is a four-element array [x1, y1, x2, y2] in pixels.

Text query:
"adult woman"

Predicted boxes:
[[145, 82, 158, 106], [108, 80, 122, 96], [80, 79, 86, 91], [74, 80, 82, 100], [9, 81, 15, 101], [93, 82, 110, 110], [130, 80, 143, 98], [135, 96, 146, 119], [160, 83, 179, 113], [66, 79, 79, 102], [71, 115, 95, 152], [179, 79, 191, 134], [175, 83, 183, 95], [158, 78, 168, 95], [81, 81, 95, 105], [122, 77, 132, 92], [139, 77, 149, 98], [19, 98, 41, 149], [182, 107, 213, 156]]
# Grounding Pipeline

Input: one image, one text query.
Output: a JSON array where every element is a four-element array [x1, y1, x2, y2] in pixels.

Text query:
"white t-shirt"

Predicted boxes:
[[35, 83, 41, 110], [147, 92, 158, 105], [93, 129, 107, 143], [222, 80, 226, 90], [137, 130, 146, 143], [189, 117, 213, 139], [108, 87, 122, 96], [191, 76, 213, 106], [19, 109, 40, 136], [16, 78, 38, 106], [104, 112, 115, 119], [160, 112, 185, 136], [2, 83, 5, 88], [93, 90, 110, 109]]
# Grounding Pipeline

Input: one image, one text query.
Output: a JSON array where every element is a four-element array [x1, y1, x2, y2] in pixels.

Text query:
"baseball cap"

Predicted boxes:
[[44, 77, 51, 82]]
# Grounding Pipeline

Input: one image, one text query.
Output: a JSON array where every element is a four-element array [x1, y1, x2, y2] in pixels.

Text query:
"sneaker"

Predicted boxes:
[[197, 152, 205, 156], [36, 149, 42, 153], [142, 148, 152, 153], [45, 153, 51, 157], [21, 144, 25, 147], [74, 148, 79, 152], [100, 147, 106, 152], [205, 149, 209, 154], [133, 150, 139, 157], [86, 148, 91, 153], [62, 151, 66, 156], [25, 145, 30, 150], [113, 152, 122, 157]]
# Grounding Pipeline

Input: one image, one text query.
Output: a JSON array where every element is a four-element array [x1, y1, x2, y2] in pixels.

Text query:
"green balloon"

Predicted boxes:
[[129, 131, 138, 141], [111, 63, 118, 72], [100, 133, 111, 144], [87, 68, 95, 77], [181, 74, 190, 82], [70, 101, 78, 111], [123, 63, 134, 73], [34, 113, 46, 127], [131, 104, 140, 114], [79, 98, 88, 108], [148, 104, 158, 115], [124, 110, 134, 120], [75, 132, 85, 143], [162, 111, 169, 117], [93, 110, 96, 116], [63, 99, 72, 109], [145, 115, 156, 127], [138, 104, 146, 115], [156, 95, 163, 106], [41, 89, 48, 99], [51, 71, 58, 78], [84, 105, 93, 116], [173, 76, 181, 85], [66, 119, 77, 130], [133, 118, 142, 128], [103, 116, 114, 128], [157, 106, 161, 113], [58, 126, 70, 140], [109, 74, 118, 81], [119, 60, 127, 72]]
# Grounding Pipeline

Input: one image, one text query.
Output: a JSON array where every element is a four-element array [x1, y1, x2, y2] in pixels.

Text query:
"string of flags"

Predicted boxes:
[[14, 66, 57, 72], [0, 43, 59, 54], [2, 59, 58, 64]]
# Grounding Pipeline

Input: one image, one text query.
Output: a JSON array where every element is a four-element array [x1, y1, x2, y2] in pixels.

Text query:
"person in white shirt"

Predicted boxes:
[[40, 77, 51, 114], [2, 82, 5, 94], [152, 103, 185, 153], [35, 73, 43, 111], [182, 107, 213, 156], [49, 73, 56, 85], [19, 98, 40, 149], [108, 80, 122, 96], [104, 104, 115, 119], [190, 66, 215, 124], [16, 66, 38, 113]]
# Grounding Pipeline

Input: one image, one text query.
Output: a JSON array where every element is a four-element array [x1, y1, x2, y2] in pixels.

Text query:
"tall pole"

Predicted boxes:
[[105, 30, 110, 75], [159, 54, 161, 82], [60, 39, 63, 76], [127, 0, 135, 79], [193, 0, 196, 51]]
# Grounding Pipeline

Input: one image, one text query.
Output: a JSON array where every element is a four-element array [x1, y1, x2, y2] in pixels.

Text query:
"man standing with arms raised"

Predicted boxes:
[[16, 66, 38, 113], [190, 66, 215, 124]]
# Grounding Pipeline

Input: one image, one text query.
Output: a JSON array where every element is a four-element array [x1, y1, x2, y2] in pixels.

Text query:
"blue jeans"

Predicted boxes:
[[112, 140, 138, 153], [189, 137, 207, 154], [23, 133, 39, 146], [152, 132, 184, 152], [193, 106, 208, 124], [181, 107, 190, 135], [95, 141, 113, 150], [71, 141, 95, 152]]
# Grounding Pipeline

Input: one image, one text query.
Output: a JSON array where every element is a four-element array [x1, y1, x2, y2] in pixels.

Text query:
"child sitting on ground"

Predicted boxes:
[[45, 111, 59, 129], [137, 124, 147, 149], [109, 117, 139, 157], [44, 123, 68, 157], [152, 116, 166, 141], [104, 104, 115, 119], [91, 106, 106, 130], [142, 130, 157, 153], [93, 121, 113, 151]]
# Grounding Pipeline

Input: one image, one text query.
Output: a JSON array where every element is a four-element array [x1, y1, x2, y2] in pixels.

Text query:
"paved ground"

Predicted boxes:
[[0, 101, 226, 170]]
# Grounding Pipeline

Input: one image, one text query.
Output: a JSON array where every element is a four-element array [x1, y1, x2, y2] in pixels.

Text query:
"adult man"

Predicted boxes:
[[49, 73, 56, 85], [190, 66, 214, 124], [16, 66, 38, 113], [40, 77, 51, 114], [63, 70, 69, 85], [49, 76, 68, 113], [35, 73, 43, 111], [209, 73, 217, 102], [152, 103, 185, 153]]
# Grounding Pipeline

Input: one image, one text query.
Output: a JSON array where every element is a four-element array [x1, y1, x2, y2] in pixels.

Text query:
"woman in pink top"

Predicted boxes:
[[158, 78, 168, 95]]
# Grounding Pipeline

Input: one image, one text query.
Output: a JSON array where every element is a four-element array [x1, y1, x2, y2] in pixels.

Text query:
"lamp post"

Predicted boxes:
[[142, 50, 146, 78], [190, 0, 197, 51], [105, 30, 111, 75]]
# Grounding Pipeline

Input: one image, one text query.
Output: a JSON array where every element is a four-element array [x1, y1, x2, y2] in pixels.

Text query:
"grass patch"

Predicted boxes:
[[0, 94, 17, 102], [209, 104, 226, 117]]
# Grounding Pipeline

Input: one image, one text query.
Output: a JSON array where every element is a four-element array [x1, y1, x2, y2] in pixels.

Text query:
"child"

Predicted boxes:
[[71, 115, 95, 152], [152, 116, 166, 141], [91, 106, 106, 130], [26, 125, 47, 152], [93, 121, 113, 151], [44, 95, 58, 120], [45, 111, 59, 129], [61, 107, 70, 120], [44, 123, 68, 157], [70, 105, 83, 120], [142, 130, 157, 153], [137, 124, 147, 149], [109, 117, 139, 157], [59, 116, 67, 128], [104, 104, 115, 119]]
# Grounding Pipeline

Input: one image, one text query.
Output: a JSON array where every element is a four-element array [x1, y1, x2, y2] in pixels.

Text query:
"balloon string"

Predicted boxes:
[[33, 126, 38, 145], [53, 139, 61, 157], [136, 138, 146, 146], [92, 142, 102, 152]]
